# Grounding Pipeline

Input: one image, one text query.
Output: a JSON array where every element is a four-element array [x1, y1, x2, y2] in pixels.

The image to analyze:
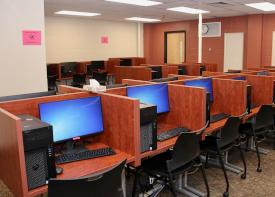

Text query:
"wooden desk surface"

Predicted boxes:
[[28, 142, 134, 197]]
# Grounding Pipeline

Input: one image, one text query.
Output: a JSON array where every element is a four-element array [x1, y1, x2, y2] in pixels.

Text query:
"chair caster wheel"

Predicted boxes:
[[241, 174, 246, 179], [223, 192, 229, 197], [257, 167, 262, 172]]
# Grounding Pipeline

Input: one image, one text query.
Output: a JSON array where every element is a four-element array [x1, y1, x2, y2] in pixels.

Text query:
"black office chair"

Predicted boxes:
[[133, 123, 209, 197], [201, 113, 247, 197], [48, 160, 126, 197], [47, 75, 58, 91], [240, 105, 274, 172], [92, 71, 108, 85], [71, 73, 86, 88]]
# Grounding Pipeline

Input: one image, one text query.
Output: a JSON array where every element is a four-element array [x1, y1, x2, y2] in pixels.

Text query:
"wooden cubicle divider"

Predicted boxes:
[[202, 71, 226, 77], [211, 78, 247, 116], [115, 66, 152, 83], [99, 93, 140, 165], [168, 65, 179, 75], [245, 75, 274, 106], [0, 109, 28, 197], [158, 85, 206, 131]]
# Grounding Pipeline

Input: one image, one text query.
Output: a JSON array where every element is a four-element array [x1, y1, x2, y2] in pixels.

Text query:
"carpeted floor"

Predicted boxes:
[[1, 142, 275, 197]]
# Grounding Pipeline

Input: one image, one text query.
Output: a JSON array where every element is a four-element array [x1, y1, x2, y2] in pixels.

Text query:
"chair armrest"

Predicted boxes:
[[193, 121, 209, 136]]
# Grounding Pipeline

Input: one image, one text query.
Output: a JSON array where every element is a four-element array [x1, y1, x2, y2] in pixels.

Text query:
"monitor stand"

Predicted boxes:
[[61, 140, 89, 155]]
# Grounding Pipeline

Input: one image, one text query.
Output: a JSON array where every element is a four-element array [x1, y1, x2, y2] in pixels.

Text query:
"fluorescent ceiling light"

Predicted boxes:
[[55, 10, 101, 17], [167, 6, 209, 14], [245, 2, 275, 11], [105, 0, 162, 6], [126, 17, 161, 22]]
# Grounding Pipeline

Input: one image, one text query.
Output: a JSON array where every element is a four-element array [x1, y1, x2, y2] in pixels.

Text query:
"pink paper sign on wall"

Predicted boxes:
[[101, 36, 109, 44], [22, 30, 41, 45]]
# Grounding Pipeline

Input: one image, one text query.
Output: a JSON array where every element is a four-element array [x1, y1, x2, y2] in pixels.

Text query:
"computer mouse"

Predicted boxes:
[[56, 166, 63, 175]]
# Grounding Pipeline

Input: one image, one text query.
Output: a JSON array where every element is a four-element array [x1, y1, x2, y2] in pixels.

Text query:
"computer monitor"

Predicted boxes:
[[127, 84, 170, 114], [257, 71, 268, 76], [61, 62, 77, 77], [39, 96, 104, 143], [88, 61, 105, 71], [120, 58, 132, 66], [232, 76, 246, 81], [184, 78, 214, 102]]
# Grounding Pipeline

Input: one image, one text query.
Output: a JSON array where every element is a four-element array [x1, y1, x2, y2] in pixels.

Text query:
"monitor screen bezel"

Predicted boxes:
[[126, 83, 170, 114], [39, 96, 104, 144]]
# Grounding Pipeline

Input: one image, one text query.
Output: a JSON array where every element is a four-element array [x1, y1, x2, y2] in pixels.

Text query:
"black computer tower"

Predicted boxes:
[[206, 93, 211, 127], [19, 115, 56, 190], [246, 85, 252, 113], [140, 104, 157, 153]]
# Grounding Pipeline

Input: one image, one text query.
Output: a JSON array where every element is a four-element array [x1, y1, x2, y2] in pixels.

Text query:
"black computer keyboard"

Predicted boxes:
[[210, 113, 230, 123], [55, 147, 115, 164], [157, 127, 190, 142]]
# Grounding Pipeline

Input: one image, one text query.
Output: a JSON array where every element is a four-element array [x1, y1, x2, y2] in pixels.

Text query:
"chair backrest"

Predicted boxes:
[[93, 71, 107, 82], [217, 116, 241, 148], [73, 73, 86, 84], [166, 132, 200, 172], [48, 160, 126, 197], [254, 105, 274, 130]]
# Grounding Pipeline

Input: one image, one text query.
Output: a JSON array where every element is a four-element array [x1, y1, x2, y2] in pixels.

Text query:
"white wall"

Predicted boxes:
[[45, 16, 144, 63], [0, 0, 47, 97]]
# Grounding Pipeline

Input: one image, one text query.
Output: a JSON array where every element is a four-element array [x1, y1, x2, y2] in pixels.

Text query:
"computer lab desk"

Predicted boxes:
[[29, 142, 134, 197]]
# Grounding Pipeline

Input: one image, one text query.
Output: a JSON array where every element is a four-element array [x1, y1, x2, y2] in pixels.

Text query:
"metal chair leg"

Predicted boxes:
[[216, 148, 229, 197], [200, 164, 210, 197], [238, 145, 247, 179], [132, 170, 140, 197], [253, 132, 262, 172], [168, 173, 177, 197]]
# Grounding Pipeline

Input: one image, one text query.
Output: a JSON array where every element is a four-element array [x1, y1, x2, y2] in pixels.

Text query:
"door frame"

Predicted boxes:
[[164, 30, 186, 64]]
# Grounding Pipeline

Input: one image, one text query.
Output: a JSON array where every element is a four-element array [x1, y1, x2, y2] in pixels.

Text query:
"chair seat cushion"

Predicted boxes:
[[141, 151, 195, 177]]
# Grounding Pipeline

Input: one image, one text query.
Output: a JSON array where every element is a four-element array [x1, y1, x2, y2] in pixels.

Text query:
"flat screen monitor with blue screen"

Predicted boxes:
[[127, 84, 169, 114], [39, 96, 104, 143], [184, 78, 214, 102], [232, 76, 246, 81]]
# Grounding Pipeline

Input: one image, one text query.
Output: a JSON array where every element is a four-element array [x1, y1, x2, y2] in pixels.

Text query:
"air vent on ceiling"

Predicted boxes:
[[209, 2, 233, 7]]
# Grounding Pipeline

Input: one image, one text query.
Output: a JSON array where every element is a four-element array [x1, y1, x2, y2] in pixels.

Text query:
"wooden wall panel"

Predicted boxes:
[[212, 78, 247, 116], [0, 109, 28, 197], [245, 75, 274, 106], [99, 93, 140, 166], [158, 85, 206, 130]]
